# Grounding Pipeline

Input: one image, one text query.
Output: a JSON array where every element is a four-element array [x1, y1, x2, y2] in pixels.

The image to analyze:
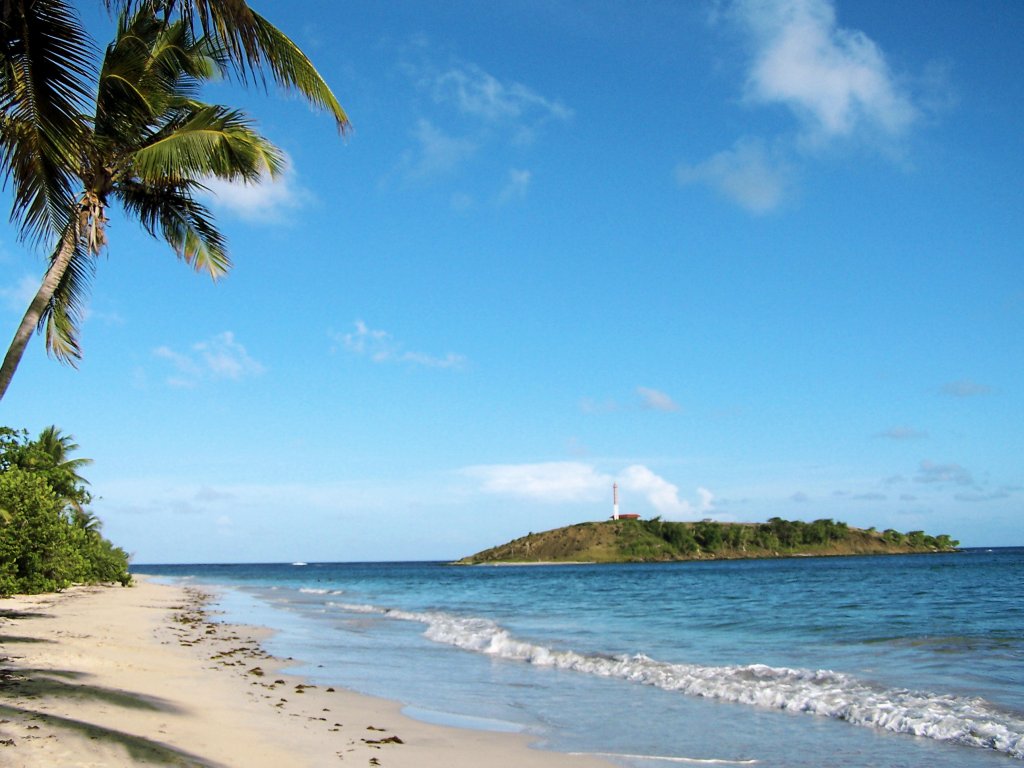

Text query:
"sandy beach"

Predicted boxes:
[[0, 578, 612, 767]]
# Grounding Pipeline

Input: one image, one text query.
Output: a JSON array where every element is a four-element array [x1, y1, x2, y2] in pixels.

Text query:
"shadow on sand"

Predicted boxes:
[[0, 605, 223, 766], [0, 703, 226, 767]]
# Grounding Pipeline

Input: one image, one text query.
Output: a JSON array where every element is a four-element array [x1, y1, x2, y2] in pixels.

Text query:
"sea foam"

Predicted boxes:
[[327, 601, 1024, 759]]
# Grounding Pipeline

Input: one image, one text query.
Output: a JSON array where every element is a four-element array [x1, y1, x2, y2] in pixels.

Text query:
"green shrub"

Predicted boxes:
[[0, 426, 131, 595]]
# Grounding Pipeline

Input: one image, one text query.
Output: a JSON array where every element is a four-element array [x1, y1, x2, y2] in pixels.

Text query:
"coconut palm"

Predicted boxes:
[[21, 425, 93, 508], [32, 425, 92, 486], [0, 0, 347, 400]]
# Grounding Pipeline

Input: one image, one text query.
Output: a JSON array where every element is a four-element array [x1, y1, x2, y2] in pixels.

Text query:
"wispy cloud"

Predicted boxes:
[[954, 489, 1013, 503], [203, 156, 312, 223], [915, 460, 973, 486], [154, 331, 264, 388], [636, 386, 681, 412], [463, 460, 712, 519], [941, 379, 991, 398], [677, 138, 792, 213], [401, 119, 478, 180], [1, 274, 40, 312], [874, 426, 928, 440], [334, 320, 466, 369], [580, 397, 620, 414], [498, 168, 532, 203], [851, 492, 886, 501], [432, 62, 572, 127], [582, 387, 682, 414], [396, 46, 572, 186]]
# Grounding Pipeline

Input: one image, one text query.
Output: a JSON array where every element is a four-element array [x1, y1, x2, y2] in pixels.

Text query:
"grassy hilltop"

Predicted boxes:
[[456, 517, 960, 565]]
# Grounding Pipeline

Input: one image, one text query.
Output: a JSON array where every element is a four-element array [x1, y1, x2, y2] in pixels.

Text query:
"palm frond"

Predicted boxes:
[[97, 9, 223, 143], [131, 104, 283, 182], [40, 225, 94, 364], [249, 10, 349, 133], [118, 179, 230, 278], [0, 0, 96, 245], [104, 0, 349, 133]]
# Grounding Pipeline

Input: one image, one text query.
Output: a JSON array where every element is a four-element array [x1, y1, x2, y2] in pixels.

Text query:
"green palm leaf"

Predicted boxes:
[[249, 10, 348, 131], [118, 179, 230, 277], [131, 104, 283, 182]]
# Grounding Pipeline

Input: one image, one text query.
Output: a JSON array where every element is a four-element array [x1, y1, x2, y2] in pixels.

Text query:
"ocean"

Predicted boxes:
[[134, 547, 1024, 767]]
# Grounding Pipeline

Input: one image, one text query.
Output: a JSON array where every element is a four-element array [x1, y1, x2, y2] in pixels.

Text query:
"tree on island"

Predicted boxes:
[[0, 0, 348, 400]]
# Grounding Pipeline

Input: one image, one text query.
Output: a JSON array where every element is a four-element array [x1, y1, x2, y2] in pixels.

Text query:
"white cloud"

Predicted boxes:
[[619, 465, 685, 515], [498, 168, 532, 203], [335, 320, 466, 369], [698, 487, 715, 511], [637, 386, 681, 412], [154, 331, 264, 388], [464, 461, 713, 519], [733, 0, 917, 141], [463, 461, 610, 503], [676, 138, 792, 213], [203, 158, 311, 223], [683, 0, 922, 213]]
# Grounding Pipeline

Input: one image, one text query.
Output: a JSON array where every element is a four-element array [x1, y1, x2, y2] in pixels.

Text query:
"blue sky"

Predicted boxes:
[[2, 0, 1021, 562]]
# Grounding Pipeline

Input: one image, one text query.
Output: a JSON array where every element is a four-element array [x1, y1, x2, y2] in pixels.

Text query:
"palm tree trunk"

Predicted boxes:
[[0, 225, 78, 402]]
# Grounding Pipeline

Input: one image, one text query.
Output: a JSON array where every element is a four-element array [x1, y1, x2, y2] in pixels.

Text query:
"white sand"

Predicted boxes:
[[0, 578, 613, 767]]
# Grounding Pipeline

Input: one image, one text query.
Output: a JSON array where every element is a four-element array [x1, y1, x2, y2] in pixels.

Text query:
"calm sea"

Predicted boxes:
[[134, 548, 1024, 767]]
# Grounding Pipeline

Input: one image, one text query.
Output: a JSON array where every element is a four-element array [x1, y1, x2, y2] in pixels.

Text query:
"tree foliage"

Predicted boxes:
[[637, 516, 958, 559], [0, 426, 130, 595]]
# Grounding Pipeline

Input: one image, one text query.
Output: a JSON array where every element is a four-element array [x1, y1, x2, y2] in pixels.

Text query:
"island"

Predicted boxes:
[[455, 517, 960, 564]]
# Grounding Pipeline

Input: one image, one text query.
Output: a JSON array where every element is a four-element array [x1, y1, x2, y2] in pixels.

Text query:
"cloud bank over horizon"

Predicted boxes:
[[462, 461, 714, 519]]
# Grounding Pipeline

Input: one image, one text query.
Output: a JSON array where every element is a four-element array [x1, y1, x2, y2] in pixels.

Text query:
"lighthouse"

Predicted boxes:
[[612, 483, 619, 520]]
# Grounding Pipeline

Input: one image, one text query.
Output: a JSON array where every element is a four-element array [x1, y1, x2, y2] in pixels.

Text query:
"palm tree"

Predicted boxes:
[[0, 0, 348, 400], [70, 507, 102, 537], [21, 425, 93, 508], [32, 425, 92, 486]]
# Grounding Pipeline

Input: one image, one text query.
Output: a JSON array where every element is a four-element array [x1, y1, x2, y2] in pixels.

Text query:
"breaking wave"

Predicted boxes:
[[327, 601, 1024, 759]]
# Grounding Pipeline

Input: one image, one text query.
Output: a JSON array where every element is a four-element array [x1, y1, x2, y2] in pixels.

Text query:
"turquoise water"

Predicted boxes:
[[135, 548, 1024, 767]]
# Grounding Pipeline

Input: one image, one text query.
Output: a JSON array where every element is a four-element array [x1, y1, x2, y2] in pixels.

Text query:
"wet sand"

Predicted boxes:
[[0, 577, 612, 767]]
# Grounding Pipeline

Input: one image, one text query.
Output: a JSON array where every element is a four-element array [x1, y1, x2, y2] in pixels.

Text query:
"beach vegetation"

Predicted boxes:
[[0, 426, 130, 595], [0, 0, 348, 400]]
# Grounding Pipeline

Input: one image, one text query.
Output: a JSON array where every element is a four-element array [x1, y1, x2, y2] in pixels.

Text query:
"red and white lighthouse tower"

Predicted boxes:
[[612, 483, 620, 520]]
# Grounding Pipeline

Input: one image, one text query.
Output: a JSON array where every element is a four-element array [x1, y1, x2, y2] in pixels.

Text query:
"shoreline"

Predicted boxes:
[[0, 577, 613, 767]]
